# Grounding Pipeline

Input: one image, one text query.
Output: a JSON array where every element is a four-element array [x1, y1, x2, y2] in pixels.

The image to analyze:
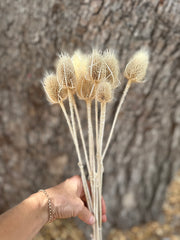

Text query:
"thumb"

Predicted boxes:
[[78, 206, 95, 225]]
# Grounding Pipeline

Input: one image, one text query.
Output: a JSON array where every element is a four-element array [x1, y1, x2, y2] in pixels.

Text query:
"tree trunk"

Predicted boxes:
[[0, 0, 180, 237]]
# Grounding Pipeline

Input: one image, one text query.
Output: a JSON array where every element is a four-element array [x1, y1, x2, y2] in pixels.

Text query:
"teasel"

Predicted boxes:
[[96, 81, 113, 238], [44, 70, 93, 213], [102, 48, 149, 160], [103, 50, 120, 89], [43, 48, 149, 240], [72, 51, 95, 180], [88, 50, 105, 153], [73, 50, 101, 238], [92, 51, 120, 235]]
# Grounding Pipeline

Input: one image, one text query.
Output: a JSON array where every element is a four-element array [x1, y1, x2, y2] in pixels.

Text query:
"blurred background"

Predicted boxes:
[[0, 0, 180, 239]]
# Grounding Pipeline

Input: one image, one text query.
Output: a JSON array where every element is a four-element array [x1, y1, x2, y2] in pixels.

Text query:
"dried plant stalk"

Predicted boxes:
[[95, 99, 99, 151], [72, 95, 91, 178], [68, 91, 93, 212], [60, 100, 93, 212], [98, 102, 106, 239], [102, 80, 131, 160], [86, 100, 96, 204], [103, 49, 149, 160], [96, 81, 112, 239]]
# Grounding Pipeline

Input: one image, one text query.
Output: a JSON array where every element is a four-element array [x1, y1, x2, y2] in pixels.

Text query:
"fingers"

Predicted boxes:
[[102, 214, 107, 222], [69, 176, 107, 224], [78, 206, 95, 225], [80, 191, 107, 223], [102, 197, 106, 215], [102, 197, 107, 222], [77, 204, 107, 224]]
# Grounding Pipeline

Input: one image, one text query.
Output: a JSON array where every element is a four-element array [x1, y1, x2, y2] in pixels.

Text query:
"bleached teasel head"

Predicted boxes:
[[96, 81, 113, 103], [124, 48, 149, 83], [76, 77, 96, 101], [56, 54, 76, 90], [103, 50, 120, 88], [88, 50, 105, 83], [72, 50, 95, 101], [43, 73, 68, 104], [72, 50, 89, 80]]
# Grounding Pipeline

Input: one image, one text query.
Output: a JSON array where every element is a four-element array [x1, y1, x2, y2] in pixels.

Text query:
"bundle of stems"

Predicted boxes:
[[43, 48, 149, 240]]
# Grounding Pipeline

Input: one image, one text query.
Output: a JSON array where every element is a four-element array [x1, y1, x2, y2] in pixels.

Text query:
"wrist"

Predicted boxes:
[[27, 191, 49, 225]]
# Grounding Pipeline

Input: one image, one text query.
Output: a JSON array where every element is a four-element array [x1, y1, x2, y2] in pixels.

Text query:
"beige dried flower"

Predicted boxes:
[[88, 50, 105, 82], [96, 81, 113, 103], [103, 50, 120, 88], [59, 87, 68, 101], [77, 77, 96, 101], [43, 74, 59, 104], [56, 54, 76, 89], [72, 50, 95, 101], [124, 48, 149, 83], [43, 73, 68, 103], [72, 50, 89, 79]]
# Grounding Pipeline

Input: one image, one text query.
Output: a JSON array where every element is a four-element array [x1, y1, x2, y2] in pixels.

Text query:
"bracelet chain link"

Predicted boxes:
[[38, 189, 55, 223]]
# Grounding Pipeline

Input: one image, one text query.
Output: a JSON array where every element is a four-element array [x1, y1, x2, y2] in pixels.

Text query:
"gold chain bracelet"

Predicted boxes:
[[39, 189, 55, 223]]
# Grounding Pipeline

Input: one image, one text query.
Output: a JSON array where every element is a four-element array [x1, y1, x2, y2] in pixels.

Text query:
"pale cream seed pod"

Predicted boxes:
[[56, 54, 76, 89], [58, 87, 68, 101], [76, 77, 96, 101], [72, 50, 95, 101], [88, 50, 105, 83], [43, 74, 67, 103], [124, 49, 149, 83], [72, 50, 89, 78], [43, 74, 59, 104], [96, 81, 113, 103], [103, 50, 120, 88]]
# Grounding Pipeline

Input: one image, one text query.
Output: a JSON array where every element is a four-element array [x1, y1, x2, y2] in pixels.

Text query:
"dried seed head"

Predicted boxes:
[[124, 49, 149, 83], [88, 50, 105, 82], [72, 50, 89, 79], [96, 81, 113, 103], [56, 54, 76, 89], [103, 50, 120, 88], [72, 50, 95, 101], [43, 74, 68, 103], [76, 77, 96, 101], [43, 74, 59, 104], [59, 87, 68, 101]]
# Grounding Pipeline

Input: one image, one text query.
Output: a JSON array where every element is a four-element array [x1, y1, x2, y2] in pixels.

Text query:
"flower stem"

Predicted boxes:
[[102, 80, 132, 161], [64, 91, 93, 212], [72, 95, 91, 180], [86, 100, 97, 238], [97, 102, 106, 239]]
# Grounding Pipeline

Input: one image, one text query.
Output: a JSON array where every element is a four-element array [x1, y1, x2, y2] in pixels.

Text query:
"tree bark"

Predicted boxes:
[[0, 0, 180, 237]]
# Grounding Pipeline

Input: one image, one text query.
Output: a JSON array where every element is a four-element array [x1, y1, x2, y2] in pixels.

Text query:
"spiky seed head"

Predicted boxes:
[[72, 50, 95, 101], [43, 74, 59, 104], [96, 81, 113, 103], [88, 50, 105, 82], [72, 50, 89, 79], [103, 50, 120, 88], [58, 87, 68, 101], [56, 54, 76, 89], [76, 77, 96, 101], [124, 49, 149, 83]]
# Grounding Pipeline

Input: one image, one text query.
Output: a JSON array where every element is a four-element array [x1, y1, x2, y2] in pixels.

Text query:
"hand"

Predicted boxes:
[[46, 175, 107, 225]]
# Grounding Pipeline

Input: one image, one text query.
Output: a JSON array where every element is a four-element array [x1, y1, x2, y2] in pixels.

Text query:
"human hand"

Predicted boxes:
[[46, 175, 107, 225]]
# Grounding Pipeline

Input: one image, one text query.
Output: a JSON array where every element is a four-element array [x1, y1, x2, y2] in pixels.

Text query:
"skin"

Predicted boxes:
[[0, 175, 107, 240]]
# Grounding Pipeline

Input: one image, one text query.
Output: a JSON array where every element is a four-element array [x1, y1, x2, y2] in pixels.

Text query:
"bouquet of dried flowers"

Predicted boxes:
[[43, 48, 149, 240]]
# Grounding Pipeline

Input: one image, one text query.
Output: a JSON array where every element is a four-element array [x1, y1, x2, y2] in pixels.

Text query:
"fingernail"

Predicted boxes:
[[89, 216, 95, 225]]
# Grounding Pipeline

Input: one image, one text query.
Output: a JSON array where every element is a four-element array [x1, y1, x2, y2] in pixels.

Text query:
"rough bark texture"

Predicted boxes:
[[0, 0, 180, 237]]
